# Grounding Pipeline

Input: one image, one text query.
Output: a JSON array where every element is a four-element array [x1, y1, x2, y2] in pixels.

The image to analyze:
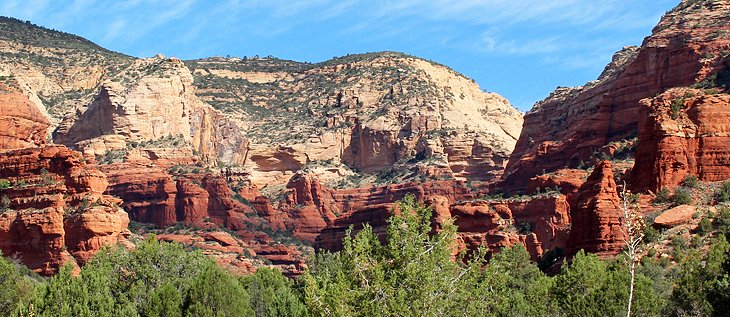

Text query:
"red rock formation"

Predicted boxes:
[[64, 204, 131, 265], [0, 146, 130, 275], [502, 1, 730, 191], [277, 173, 479, 242], [101, 163, 253, 228], [525, 169, 589, 201], [316, 192, 571, 261], [633, 89, 730, 192], [101, 163, 179, 227], [0, 87, 49, 149], [567, 161, 626, 257], [653, 205, 697, 229]]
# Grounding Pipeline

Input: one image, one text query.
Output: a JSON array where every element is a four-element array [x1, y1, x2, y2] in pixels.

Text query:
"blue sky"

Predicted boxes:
[[1, 0, 679, 111]]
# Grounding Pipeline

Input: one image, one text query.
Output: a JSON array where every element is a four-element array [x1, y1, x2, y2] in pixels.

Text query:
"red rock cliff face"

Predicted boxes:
[[567, 161, 626, 257], [633, 89, 730, 192], [0, 146, 130, 275], [315, 191, 572, 261], [0, 85, 50, 149], [502, 0, 730, 191], [276, 173, 478, 242], [100, 163, 252, 228]]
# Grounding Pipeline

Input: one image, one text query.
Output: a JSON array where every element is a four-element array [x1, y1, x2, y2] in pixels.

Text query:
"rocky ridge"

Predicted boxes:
[[501, 0, 730, 191]]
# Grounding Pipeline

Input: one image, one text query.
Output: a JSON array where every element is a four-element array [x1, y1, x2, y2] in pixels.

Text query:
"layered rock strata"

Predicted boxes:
[[633, 88, 730, 192], [0, 146, 130, 274], [502, 0, 730, 191]]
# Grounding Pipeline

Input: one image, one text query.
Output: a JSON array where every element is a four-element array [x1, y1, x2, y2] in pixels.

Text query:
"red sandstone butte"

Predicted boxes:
[[633, 89, 730, 192]]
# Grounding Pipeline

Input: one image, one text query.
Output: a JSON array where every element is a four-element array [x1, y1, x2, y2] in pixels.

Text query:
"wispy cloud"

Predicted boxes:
[[478, 29, 561, 55]]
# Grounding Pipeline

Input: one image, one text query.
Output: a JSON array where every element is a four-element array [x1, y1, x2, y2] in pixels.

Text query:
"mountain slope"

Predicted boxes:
[[500, 0, 730, 191]]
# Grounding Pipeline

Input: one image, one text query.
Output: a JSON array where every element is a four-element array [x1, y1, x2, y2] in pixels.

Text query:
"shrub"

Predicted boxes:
[[715, 181, 730, 203], [644, 225, 660, 243], [0, 179, 10, 189], [653, 188, 672, 204], [682, 175, 700, 189], [0, 195, 10, 213], [698, 217, 714, 236], [714, 207, 730, 235], [672, 187, 693, 206], [670, 97, 684, 120]]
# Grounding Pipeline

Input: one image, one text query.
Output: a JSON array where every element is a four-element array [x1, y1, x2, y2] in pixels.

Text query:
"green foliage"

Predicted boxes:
[[644, 225, 660, 243], [681, 175, 700, 189], [1, 195, 11, 213], [669, 236, 730, 316], [715, 181, 730, 203], [184, 265, 254, 317], [0, 252, 39, 316], [653, 188, 672, 204], [302, 197, 668, 317], [241, 268, 309, 317], [0, 179, 10, 189], [714, 207, 730, 235], [670, 97, 684, 120], [552, 252, 665, 317], [672, 187, 693, 206], [24, 237, 254, 316], [302, 195, 482, 316]]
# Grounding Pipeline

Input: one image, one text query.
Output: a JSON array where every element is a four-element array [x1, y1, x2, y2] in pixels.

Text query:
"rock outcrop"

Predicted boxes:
[[277, 174, 478, 242], [567, 161, 626, 257], [633, 89, 730, 192], [502, 0, 730, 191], [0, 146, 130, 275], [653, 205, 697, 229], [187, 53, 523, 185], [54, 57, 249, 166], [315, 191, 572, 261], [100, 162, 252, 228], [0, 84, 50, 149]]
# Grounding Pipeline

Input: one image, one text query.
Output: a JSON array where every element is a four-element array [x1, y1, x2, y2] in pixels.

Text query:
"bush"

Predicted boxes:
[[715, 207, 730, 235], [670, 97, 684, 120], [653, 188, 672, 204], [25, 236, 255, 316], [716, 181, 730, 203], [672, 187, 693, 206], [644, 225, 660, 243], [0, 179, 10, 189], [682, 175, 700, 189]]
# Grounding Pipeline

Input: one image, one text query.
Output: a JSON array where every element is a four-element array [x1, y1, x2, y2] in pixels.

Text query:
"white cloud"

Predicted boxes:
[[479, 29, 561, 55]]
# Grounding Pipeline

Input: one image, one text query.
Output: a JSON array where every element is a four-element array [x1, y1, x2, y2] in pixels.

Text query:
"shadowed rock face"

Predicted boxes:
[[0, 146, 131, 275], [502, 0, 730, 191], [633, 88, 730, 192]]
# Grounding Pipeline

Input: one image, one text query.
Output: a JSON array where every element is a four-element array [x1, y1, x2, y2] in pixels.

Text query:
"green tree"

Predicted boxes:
[[670, 236, 730, 316], [0, 253, 38, 316], [552, 251, 664, 317], [472, 245, 558, 316], [26, 237, 255, 316], [240, 268, 309, 317], [302, 195, 481, 316], [184, 265, 254, 317]]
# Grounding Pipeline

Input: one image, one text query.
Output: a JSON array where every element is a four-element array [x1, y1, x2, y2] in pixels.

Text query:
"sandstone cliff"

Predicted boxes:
[[187, 53, 523, 185], [0, 82, 49, 149], [502, 0, 730, 191], [0, 146, 131, 275], [633, 88, 730, 192]]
